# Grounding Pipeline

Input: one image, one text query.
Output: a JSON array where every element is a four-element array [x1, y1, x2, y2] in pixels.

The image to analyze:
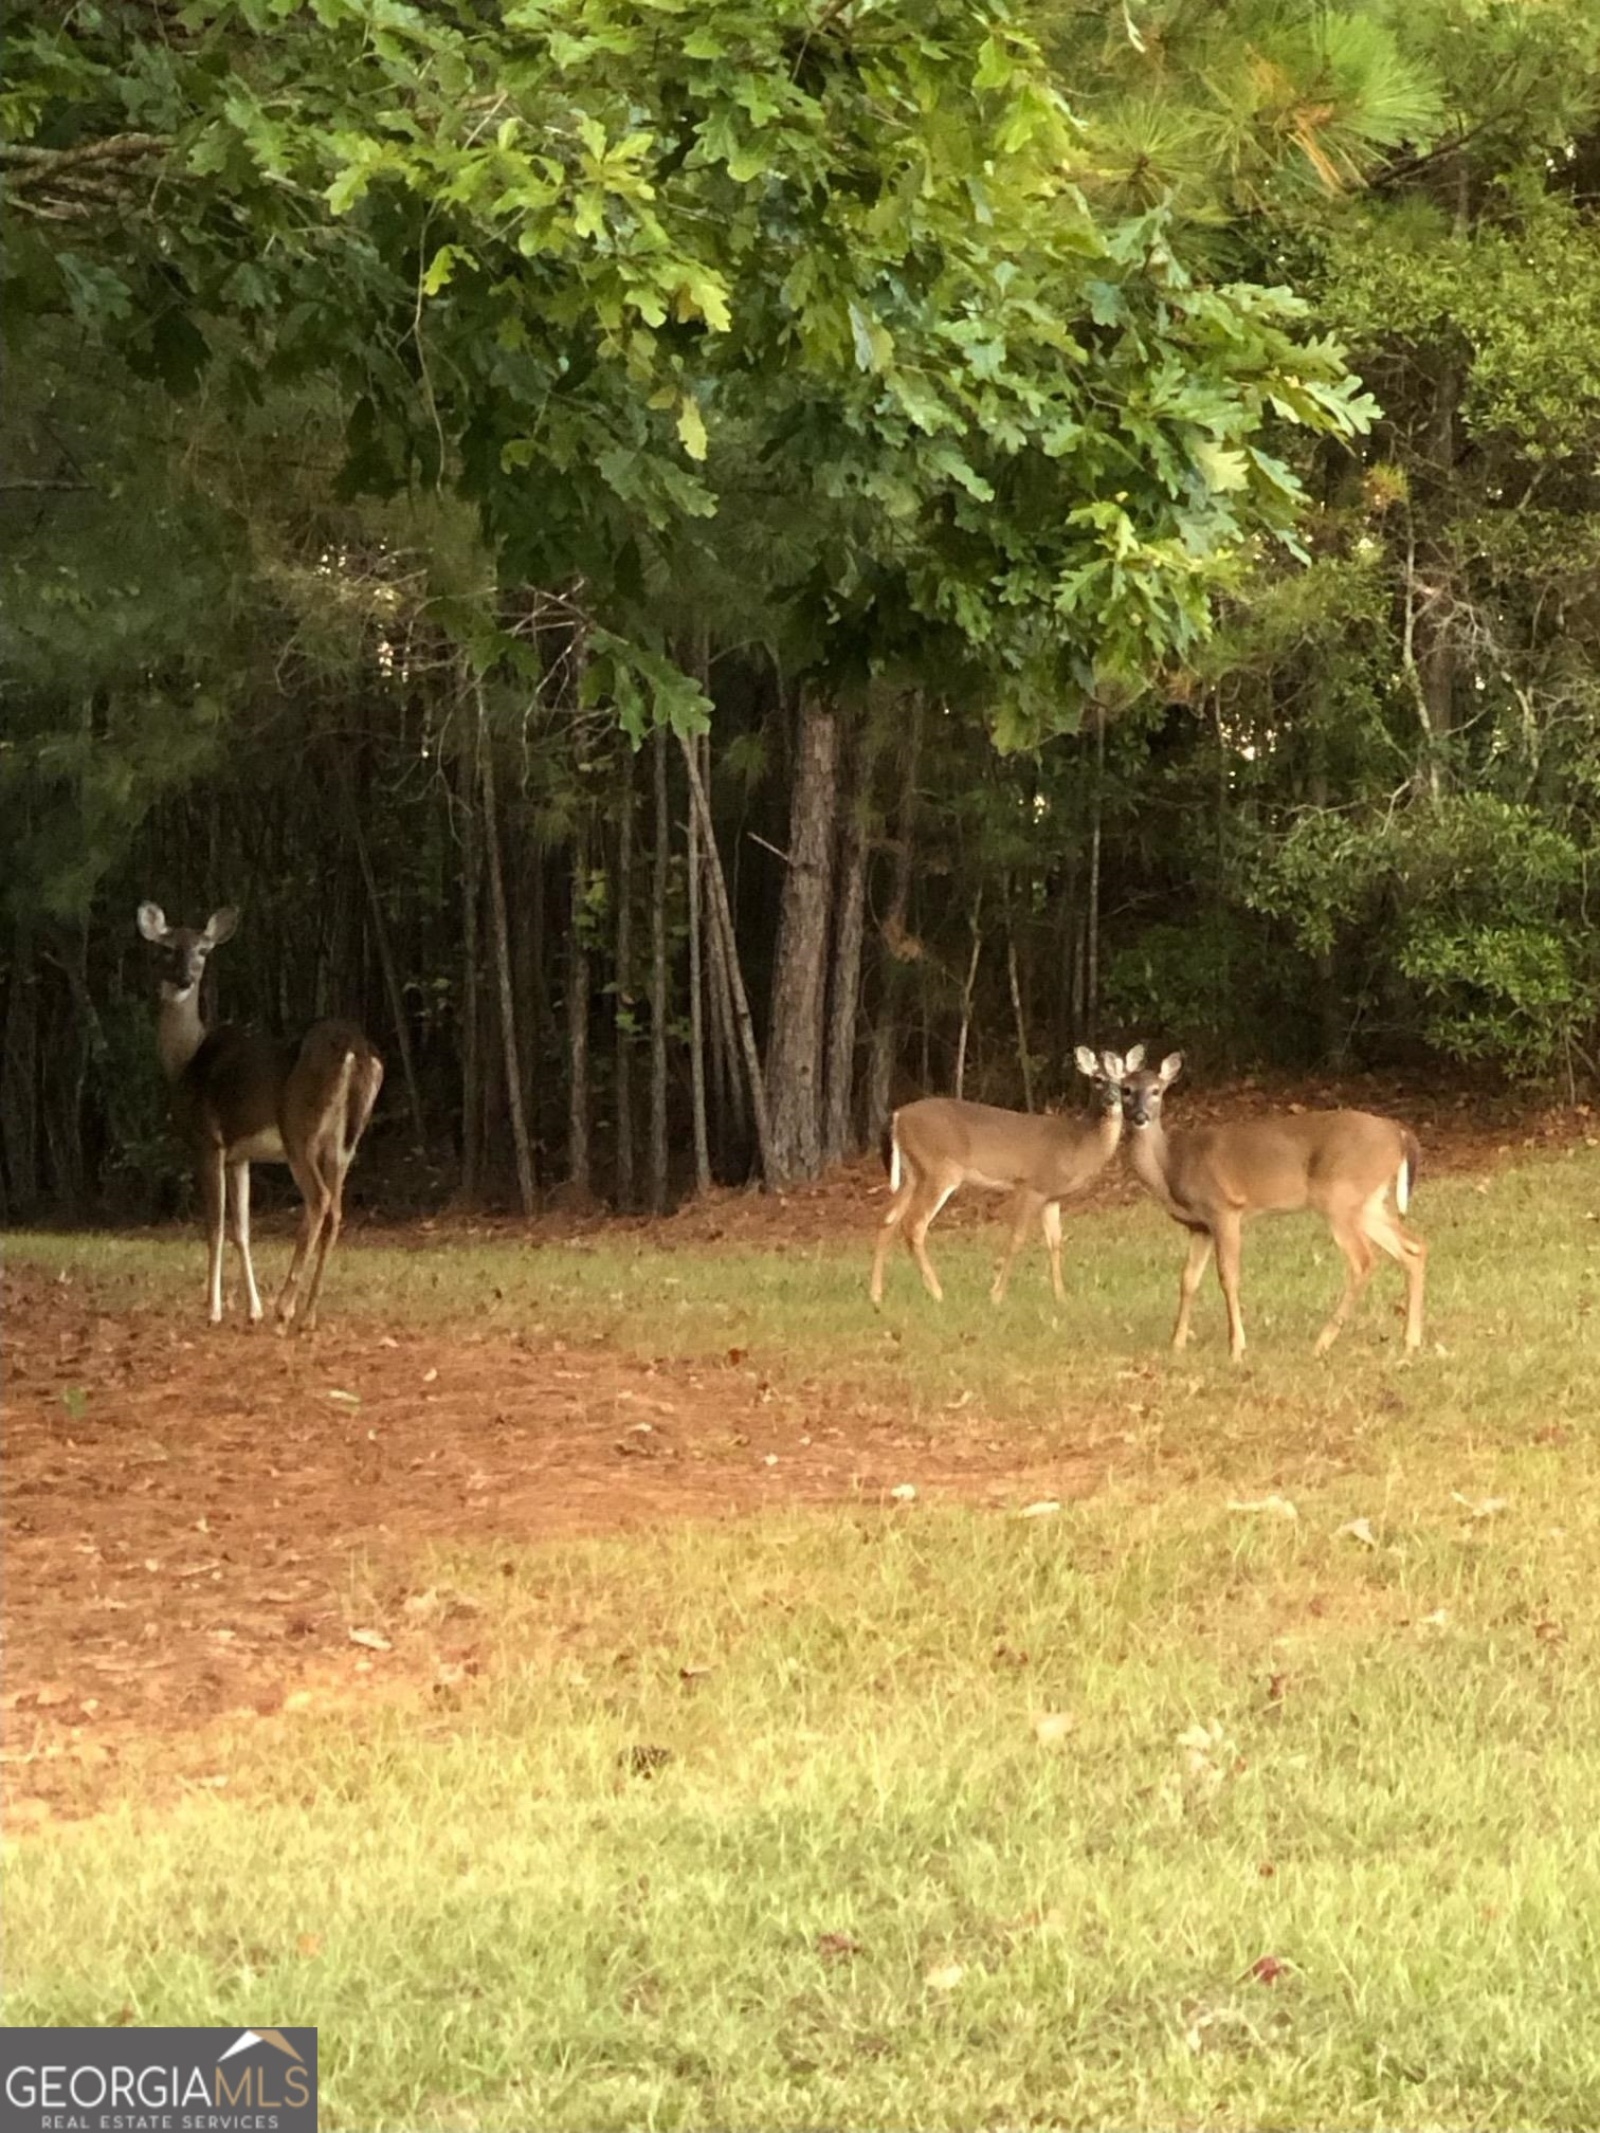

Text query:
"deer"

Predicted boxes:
[[136, 904, 384, 1332], [869, 1045, 1141, 1308], [1117, 1052, 1426, 1361]]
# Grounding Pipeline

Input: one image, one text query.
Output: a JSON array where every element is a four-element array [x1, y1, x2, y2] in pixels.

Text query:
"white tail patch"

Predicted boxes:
[[1395, 1156, 1411, 1216]]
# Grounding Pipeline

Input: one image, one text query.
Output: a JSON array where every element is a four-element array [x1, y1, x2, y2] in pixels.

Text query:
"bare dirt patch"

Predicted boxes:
[[2, 1263, 1094, 1805]]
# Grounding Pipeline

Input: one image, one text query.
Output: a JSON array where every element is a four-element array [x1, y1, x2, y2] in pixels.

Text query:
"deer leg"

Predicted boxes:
[[275, 1149, 331, 1333], [200, 1145, 227, 1324], [1041, 1200, 1066, 1304], [906, 1176, 957, 1303], [1171, 1228, 1212, 1350], [991, 1190, 1042, 1305], [298, 1147, 349, 1332], [1361, 1195, 1428, 1352], [1212, 1211, 1247, 1360], [228, 1160, 264, 1323], [1313, 1213, 1374, 1357], [871, 1171, 918, 1307]]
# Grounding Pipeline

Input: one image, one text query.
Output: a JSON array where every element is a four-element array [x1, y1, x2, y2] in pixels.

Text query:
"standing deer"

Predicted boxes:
[[1119, 1052, 1426, 1360], [870, 1045, 1140, 1307], [136, 904, 384, 1331]]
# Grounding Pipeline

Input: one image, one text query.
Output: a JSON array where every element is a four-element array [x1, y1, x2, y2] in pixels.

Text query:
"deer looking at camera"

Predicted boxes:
[[1118, 1052, 1426, 1360], [870, 1045, 1140, 1307], [137, 904, 384, 1331]]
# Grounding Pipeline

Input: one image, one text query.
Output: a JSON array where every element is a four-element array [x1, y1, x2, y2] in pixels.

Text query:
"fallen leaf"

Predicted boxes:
[[1337, 1517, 1377, 1547], [889, 1482, 917, 1502], [296, 1933, 323, 1960], [1032, 1711, 1074, 1746], [403, 1589, 441, 1619], [348, 1628, 392, 1653], [816, 1931, 863, 1961], [924, 1962, 966, 1992], [1017, 1499, 1061, 1519], [1227, 1495, 1298, 1520], [33, 1684, 71, 1708], [1452, 1492, 1509, 1520], [1243, 1954, 1293, 1985], [422, 1367, 439, 1385], [327, 1389, 360, 1406]]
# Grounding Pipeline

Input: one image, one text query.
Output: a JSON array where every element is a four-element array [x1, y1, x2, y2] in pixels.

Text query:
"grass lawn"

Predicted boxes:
[[6, 1145, 1600, 2128]]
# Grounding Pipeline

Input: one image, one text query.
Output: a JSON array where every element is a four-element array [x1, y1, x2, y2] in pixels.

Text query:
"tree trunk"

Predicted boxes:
[[0, 922, 40, 1219], [954, 893, 983, 1100], [822, 725, 870, 1165], [1086, 706, 1104, 1038], [457, 739, 483, 1201], [477, 681, 537, 1215], [686, 726, 712, 1195], [614, 745, 637, 1208], [345, 770, 427, 1156], [867, 692, 921, 1133], [1006, 917, 1035, 1111], [648, 725, 670, 1212], [566, 820, 594, 1203], [680, 731, 776, 1187], [765, 691, 839, 1182]]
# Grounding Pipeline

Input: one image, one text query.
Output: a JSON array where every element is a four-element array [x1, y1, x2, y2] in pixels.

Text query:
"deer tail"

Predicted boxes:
[[1397, 1129, 1422, 1216], [882, 1117, 901, 1192]]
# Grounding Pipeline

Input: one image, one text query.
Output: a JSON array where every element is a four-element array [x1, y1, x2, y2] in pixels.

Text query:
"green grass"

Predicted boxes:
[[8, 1149, 1600, 2128]]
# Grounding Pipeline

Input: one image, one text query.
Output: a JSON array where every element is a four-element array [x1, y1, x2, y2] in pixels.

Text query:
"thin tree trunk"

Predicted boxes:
[[567, 820, 594, 1203], [686, 727, 711, 1194], [954, 891, 984, 1100], [477, 679, 536, 1215], [1086, 706, 1104, 1039], [822, 725, 870, 1165], [702, 736, 745, 1161], [344, 770, 428, 1156], [1007, 917, 1035, 1111], [458, 739, 483, 1201], [614, 746, 637, 1208], [868, 691, 922, 1134], [680, 730, 776, 1187], [765, 690, 839, 1182], [648, 725, 670, 1212], [0, 921, 39, 1218]]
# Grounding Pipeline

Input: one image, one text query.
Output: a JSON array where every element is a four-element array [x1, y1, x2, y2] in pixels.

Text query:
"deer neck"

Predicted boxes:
[[1128, 1116, 1184, 1217], [154, 982, 206, 1083]]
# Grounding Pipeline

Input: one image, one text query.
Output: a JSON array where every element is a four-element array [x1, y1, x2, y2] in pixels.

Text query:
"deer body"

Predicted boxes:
[[139, 905, 383, 1330], [870, 1047, 1135, 1307], [1121, 1053, 1426, 1360]]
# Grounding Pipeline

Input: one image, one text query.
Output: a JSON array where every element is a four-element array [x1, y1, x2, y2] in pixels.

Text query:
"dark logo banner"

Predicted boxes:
[[0, 2027, 317, 2133]]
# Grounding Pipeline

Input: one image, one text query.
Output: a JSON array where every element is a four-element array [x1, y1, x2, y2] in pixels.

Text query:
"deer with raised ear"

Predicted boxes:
[[870, 1045, 1141, 1307], [136, 904, 384, 1331], [1118, 1051, 1426, 1360]]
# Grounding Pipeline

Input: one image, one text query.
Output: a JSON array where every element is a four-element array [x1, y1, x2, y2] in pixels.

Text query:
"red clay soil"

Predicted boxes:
[[2, 1089, 1585, 1815]]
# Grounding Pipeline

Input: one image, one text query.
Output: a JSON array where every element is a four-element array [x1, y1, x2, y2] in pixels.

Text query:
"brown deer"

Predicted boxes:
[[870, 1046, 1139, 1307], [137, 904, 383, 1331], [1119, 1052, 1426, 1360]]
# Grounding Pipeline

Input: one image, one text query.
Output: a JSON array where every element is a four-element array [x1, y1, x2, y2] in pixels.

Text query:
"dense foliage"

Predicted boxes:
[[4, 0, 1600, 1216]]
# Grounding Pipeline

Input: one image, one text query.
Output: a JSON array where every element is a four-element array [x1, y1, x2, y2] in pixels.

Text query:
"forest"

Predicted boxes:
[[7, 0, 1600, 1222]]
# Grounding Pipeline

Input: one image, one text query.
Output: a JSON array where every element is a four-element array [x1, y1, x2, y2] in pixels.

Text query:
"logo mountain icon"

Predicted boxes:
[[216, 2031, 306, 2065]]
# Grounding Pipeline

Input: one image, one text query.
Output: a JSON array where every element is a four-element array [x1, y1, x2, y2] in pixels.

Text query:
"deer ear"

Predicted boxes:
[[1099, 1049, 1124, 1081], [1073, 1045, 1099, 1078], [204, 907, 240, 947], [1159, 1051, 1184, 1084], [1124, 1041, 1146, 1071], [136, 903, 168, 943]]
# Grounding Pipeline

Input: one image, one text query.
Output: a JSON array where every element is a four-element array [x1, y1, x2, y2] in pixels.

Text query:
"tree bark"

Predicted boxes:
[[954, 892, 983, 1100], [345, 769, 428, 1156], [867, 692, 921, 1134], [566, 819, 594, 1203], [1007, 916, 1035, 1111], [686, 727, 712, 1195], [614, 745, 637, 1209], [765, 690, 839, 1182], [680, 731, 775, 1187], [457, 738, 483, 1201], [648, 724, 670, 1213], [1086, 705, 1104, 1038], [822, 724, 870, 1165], [477, 679, 537, 1215]]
